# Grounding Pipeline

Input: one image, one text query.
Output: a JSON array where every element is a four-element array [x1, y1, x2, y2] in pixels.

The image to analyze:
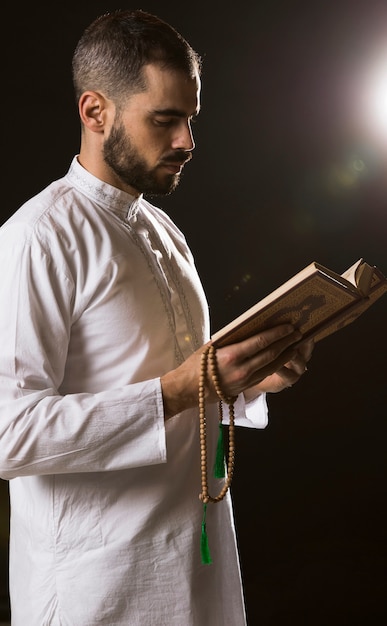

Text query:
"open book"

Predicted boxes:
[[211, 258, 387, 348]]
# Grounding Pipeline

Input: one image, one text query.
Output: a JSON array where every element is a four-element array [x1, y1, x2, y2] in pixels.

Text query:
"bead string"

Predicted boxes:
[[199, 344, 237, 504]]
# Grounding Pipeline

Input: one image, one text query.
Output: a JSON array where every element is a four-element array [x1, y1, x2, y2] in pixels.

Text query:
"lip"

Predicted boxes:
[[162, 161, 187, 174], [161, 162, 186, 174]]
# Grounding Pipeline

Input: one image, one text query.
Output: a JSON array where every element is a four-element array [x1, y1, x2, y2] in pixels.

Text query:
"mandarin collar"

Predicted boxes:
[[66, 156, 142, 221]]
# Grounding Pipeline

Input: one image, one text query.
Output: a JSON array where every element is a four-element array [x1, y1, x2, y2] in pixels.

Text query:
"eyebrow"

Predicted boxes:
[[152, 108, 200, 118]]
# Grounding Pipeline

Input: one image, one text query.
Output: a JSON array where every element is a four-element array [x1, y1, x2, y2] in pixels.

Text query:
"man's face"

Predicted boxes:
[[103, 64, 201, 196]]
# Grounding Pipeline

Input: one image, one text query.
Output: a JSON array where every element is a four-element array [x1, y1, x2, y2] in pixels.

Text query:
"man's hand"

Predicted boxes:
[[243, 337, 314, 400], [161, 324, 314, 419]]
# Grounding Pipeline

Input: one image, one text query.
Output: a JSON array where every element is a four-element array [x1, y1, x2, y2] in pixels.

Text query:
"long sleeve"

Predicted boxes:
[[0, 217, 167, 479]]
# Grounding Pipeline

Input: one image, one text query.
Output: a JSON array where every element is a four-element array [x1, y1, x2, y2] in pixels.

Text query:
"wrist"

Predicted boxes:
[[160, 370, 199, 420]]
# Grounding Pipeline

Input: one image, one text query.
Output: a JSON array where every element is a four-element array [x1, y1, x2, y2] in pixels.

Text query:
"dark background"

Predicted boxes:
[[1, 1, 387, 624]]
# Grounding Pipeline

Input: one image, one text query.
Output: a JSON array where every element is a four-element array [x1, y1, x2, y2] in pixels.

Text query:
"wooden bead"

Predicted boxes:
[[198, 344, 237, 506]]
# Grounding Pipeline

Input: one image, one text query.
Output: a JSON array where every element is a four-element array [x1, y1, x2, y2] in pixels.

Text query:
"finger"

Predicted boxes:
[[232, 329, 303, 375], [272, 357, 310, 389], [239, 324, 302, 358], [214, 326, 303, 397], [276, 365, 300, 388], [242, 344, 301, 388], [285, 353, 310, 376], [296, 338, 315, 361]]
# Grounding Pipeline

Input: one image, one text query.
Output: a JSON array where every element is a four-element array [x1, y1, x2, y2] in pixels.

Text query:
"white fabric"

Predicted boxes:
[[0, 157, 268, 626]]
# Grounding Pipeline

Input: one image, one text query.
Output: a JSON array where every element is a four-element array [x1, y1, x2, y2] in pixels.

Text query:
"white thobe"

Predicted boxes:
[[0, 157, 268, 625]]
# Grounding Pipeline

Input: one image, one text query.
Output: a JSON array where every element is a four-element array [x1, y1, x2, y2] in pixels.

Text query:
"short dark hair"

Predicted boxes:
[[72, 9, 202, 104]]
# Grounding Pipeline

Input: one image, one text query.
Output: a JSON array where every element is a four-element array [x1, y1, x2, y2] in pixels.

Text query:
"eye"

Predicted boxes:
[[153, 117, 175, 127]]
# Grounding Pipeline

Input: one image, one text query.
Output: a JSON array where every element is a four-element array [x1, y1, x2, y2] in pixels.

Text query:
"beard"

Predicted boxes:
[[103, 121, 190, 196]]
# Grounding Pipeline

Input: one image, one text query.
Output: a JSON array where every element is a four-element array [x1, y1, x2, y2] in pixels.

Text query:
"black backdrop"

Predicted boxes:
[[1, 1, 387, 624]]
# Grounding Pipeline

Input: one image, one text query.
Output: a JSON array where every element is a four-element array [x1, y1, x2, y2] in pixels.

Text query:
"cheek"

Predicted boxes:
[[124, 118, 171, 161], [143, 133, 170, 161]]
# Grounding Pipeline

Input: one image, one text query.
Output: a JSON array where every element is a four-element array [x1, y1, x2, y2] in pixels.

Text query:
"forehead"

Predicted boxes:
[[128, 63, 201, 116]]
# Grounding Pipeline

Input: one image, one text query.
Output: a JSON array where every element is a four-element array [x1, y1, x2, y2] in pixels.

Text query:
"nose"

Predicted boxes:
[[171, 120, 195, 152]]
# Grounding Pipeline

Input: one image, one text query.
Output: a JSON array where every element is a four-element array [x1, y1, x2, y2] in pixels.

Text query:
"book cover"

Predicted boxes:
[[211, 259, 387, 348]]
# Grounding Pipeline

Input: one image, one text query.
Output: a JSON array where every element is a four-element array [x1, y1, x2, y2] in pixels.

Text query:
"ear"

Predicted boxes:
[[78, 91, 112, 133]]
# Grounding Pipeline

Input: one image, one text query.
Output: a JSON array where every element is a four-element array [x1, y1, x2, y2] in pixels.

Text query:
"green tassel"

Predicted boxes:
[[213, 422, 225, 478], [200, 503, 212, 565]]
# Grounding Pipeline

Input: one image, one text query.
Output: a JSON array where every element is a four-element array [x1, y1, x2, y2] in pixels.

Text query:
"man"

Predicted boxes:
[[0, 10, 312, 625]]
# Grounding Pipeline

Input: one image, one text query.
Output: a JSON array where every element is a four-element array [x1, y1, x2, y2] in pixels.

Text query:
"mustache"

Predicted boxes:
[[160, 151, 192, 165]]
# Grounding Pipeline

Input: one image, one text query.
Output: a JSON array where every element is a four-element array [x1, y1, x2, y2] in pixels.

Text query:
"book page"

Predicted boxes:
[[340, 258, 363, 285], [340, 258, 373, 296]]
